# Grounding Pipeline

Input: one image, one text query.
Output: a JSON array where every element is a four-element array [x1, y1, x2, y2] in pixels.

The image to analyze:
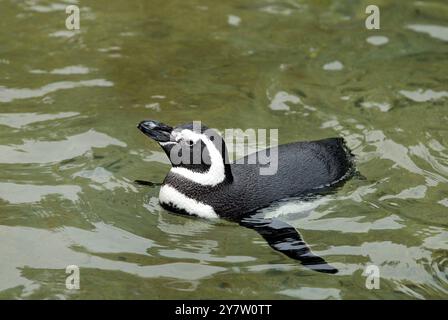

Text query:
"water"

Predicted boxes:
[[0, 0, 447, 299]]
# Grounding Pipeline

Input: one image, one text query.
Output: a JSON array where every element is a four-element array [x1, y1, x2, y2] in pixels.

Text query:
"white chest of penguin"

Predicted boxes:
[[158, 184, 219, 219]]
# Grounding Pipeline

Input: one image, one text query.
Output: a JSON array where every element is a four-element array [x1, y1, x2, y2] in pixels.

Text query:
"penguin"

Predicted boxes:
[[137, 120, 355, 273]]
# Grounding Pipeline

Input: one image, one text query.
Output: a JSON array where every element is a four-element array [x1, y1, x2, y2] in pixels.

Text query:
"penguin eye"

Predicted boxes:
[[185, 140, 194, 147]]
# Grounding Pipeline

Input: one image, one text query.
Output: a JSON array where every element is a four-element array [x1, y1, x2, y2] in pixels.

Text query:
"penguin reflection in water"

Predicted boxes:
[[137, 120, 355, 273]]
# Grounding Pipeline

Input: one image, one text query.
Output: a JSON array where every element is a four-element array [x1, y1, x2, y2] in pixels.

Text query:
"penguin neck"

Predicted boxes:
[[220, 139, 233, 184], [169, 137, 233, 186], [169, 158, 233, 186], [223, 161, 233, 184]]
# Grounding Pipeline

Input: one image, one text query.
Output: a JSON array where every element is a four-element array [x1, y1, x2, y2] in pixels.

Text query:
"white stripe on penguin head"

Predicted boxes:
[[170, 129, 225, 186]]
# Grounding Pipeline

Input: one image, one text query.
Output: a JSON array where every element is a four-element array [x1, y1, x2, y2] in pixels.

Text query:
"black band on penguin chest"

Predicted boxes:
[[164, 173, 229, 203]]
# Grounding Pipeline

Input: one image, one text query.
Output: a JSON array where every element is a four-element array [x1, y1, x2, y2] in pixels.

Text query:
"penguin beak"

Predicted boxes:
[[137, 120, 173, 142]]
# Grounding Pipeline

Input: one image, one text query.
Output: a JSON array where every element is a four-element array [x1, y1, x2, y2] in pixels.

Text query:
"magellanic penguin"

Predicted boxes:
[[137, 120, 355, 274]]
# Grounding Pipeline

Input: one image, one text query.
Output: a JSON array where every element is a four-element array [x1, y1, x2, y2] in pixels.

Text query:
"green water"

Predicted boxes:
[[1, 0, 447, 299]]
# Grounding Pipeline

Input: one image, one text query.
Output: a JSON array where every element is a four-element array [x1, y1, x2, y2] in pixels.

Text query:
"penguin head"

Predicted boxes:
[[138, 120, 232, 185]]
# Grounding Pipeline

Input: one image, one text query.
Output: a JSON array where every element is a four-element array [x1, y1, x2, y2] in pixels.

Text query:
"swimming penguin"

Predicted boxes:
[[137, 120, 355, 273]]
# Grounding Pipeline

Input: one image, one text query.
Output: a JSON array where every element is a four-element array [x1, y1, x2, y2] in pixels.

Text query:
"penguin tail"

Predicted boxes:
[[318, 137, 356, 184]]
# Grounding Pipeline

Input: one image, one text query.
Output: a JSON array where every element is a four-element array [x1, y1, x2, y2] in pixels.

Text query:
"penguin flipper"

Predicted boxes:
[[239, 215, 338, 274]]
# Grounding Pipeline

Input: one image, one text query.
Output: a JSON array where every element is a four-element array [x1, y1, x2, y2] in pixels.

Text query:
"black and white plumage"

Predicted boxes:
[[138, 120, 355, 273]]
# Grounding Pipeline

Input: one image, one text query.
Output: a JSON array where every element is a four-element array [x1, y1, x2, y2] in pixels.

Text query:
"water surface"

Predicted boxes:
[[0, 0, 447, 299]]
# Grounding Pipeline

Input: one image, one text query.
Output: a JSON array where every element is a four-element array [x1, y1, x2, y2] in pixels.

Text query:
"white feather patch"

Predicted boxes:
[[159, 141, 176, 146], [170, 129, 225, 186], [159, 184, 218, 219]]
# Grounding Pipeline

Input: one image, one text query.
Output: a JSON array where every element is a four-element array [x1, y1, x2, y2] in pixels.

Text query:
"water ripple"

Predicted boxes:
[[0, 112, 79, 128], [406, 24, 448, 42], [0, 79, 113, 103], [0, 129, 126, 164], [0, 224, 225, 295], [0, 182, 81, 204]]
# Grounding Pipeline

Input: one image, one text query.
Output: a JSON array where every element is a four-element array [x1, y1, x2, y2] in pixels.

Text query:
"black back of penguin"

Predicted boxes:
[[164, 137, 354, 219]]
